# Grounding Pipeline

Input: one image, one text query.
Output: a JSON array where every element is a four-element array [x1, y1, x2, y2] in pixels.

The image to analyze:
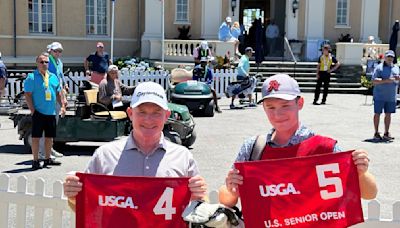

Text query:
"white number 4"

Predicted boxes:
[[153, 187, 176, 220], [315, 163, 344, 200]]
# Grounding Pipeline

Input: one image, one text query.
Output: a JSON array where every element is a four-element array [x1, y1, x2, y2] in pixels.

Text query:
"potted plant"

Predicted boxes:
[[361, 74, 373, 95]]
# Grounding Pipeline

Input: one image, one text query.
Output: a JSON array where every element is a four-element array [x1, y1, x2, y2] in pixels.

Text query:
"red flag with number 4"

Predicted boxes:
[[76, 173, 190, 228], [235, 151, 364, 228]]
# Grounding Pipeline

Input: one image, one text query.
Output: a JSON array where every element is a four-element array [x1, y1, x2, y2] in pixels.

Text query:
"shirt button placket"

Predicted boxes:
[[144, 156, 150, 175]]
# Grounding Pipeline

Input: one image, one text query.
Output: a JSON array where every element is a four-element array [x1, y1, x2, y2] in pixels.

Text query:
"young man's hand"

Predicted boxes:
[[188, 175, 207, 200], [63, 175, 83, 199], [225, 169, 243, 196], [352, 149, 370, 175]]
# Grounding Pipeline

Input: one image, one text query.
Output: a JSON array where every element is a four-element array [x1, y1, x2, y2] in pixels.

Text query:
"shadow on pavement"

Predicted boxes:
[[60, 145, 98, 156], [363, 138, 393, 144], [0, 144, 30, 154]]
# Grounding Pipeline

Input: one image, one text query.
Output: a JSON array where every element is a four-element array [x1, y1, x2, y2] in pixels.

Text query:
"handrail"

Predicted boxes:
[[284, 36, 297, 78]]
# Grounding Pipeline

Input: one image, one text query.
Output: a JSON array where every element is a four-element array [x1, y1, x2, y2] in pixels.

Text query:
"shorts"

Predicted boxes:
[[90, 71, 106, 84], [374, 100, 396, 114], [31, 111, 57, 138]]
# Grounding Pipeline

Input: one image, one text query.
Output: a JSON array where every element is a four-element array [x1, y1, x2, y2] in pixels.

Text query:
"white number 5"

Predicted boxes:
[[315, 163, 343, 200], [153, 187, 176, 220]]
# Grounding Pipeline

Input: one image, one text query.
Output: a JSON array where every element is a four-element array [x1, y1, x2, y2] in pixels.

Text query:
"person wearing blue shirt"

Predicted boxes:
[[229, 47, 256, 109], [372, 50, 400, 141], [218, 17, 240, 56], [84, 42, 112, 84], [24, 53, 65, 170]]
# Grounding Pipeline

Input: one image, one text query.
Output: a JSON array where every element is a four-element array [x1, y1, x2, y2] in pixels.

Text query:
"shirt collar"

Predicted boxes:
[[124, 131, 167, 153], [266, 123, 310, 147]]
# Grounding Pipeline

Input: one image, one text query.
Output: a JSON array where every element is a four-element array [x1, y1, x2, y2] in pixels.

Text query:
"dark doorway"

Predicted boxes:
[[239, 0, 286, 60]]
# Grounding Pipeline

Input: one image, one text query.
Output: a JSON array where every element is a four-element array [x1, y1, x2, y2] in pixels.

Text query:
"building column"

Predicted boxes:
[[303, 0, 325, 61], [141, 0, 162, 58], [360, 0, 381, 42], [285, 0, 298, 40], [201, 0, 222, 39]]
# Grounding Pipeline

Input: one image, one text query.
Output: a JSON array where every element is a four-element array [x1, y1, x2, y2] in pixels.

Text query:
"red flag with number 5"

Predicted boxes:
[[76, 173, 190, 228], [235, 151, 363, 228]]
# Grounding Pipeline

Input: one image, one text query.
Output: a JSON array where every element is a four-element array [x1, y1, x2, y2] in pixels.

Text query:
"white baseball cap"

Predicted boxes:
[[385, 50, 395, 58], [47, 42, 63, 52], [258, 74, 301, 103], [226, 17, 232, 23], [107, 65, 118, 72], [130, 82, 168, 110]]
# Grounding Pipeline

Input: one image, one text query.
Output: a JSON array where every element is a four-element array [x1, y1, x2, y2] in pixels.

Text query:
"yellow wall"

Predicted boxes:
[[324, 0, 362, 42]]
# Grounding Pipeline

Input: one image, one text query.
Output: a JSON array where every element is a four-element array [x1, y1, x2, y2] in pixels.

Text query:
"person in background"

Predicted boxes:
[[313, 44, 340, 105], [265, 19, 279, 56], [0, 52, 7, 99], [218, 17, 240, 56], [24, 53, 65, 170], [193, 41, 213, 66], [98, 65, 135, 111], [84, 42, 112, 84], [371, 50, 399, 140]]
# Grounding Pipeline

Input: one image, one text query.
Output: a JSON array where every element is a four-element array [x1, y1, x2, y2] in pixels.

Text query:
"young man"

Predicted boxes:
[[84, 42, 112, 84], [313, 44, 340, 105], [371, 50, 400, 140], [24, 53, 65, 170], [219, 74, 377, 208], [63, 82, 207, 211]]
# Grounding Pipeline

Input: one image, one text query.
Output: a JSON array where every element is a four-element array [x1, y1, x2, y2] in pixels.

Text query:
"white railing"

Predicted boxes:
[[4, 70, 237, 100], [363, 44, 389, 59], [164, 39, 235, 62], [1, 174, 399, 228]]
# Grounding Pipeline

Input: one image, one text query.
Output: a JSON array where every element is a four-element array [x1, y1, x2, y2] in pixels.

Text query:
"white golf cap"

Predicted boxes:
[[130, 82, 168, 110], [226, 17, 232, 23], [47, 42, 63, 51], [258, 74, 301, 103], [107, 64, 118, 72]]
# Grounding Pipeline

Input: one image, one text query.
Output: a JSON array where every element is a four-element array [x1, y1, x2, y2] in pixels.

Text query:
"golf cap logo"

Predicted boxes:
[[136, 91, 164, 99], [268, 80, 280, 93]]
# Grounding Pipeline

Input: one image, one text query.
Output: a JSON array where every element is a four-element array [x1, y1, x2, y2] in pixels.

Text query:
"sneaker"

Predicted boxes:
[[373, 132, 382, 140], [51, 149, 64, 158], [215, 106, 222, 113], [383, 133, 394, 141], [313, 102, 320, 105], [32, 160, 42, 170], [320, 101, 326, 105], [248, 103, 257, 107], [43, 158, 62, 168], [230, 104, 236, 109], [39, 153, 56, 160]]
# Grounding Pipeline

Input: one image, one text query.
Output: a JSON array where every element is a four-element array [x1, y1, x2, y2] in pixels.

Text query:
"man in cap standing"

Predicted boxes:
[[84, 42, 112, 84], [64, 81, 207, 211], [371, 50, 400, 140], [219, 74, 377, 210]]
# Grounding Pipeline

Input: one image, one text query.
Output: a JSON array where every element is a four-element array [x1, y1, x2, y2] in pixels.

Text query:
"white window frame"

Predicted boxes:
[[174, 0, 190, 25], [335, 0, 350, 27], [28, 0, 56, 34], [86, 0, 110, 36]]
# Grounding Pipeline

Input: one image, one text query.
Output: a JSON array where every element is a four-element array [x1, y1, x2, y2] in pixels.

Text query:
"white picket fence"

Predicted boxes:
[[0, 174, 399, 228], [4, 69, 237, 100]]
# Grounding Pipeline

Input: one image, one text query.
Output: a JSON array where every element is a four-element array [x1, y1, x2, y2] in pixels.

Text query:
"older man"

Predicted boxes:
[[372, 50, 400, 140], [98, 65, 135, 111], [24, 53, 65, 170], [84, 42, 112, 84], [64, 82, 207, 211]]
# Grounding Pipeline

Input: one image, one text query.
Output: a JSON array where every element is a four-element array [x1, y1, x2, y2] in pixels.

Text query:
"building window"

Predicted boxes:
[[175, 0, 189, 23], [336, 0, 349, 26], [86, 0, 108, 35], [28, 0, 54, 34]]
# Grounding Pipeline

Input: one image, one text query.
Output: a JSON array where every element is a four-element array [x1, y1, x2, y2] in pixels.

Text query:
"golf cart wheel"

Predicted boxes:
[[23, 129, 32, 151], [204, 100, 215, 117], [182, 129, 197, 148], [163, 130, 182, 145], [53, 142, 66, 152]]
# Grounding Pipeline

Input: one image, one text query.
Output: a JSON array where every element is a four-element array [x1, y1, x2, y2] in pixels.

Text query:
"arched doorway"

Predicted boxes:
[[238, 0, 286, 60]]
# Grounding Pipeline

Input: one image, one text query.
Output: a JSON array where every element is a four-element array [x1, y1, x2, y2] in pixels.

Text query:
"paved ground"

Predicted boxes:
[[0, 93, 399, 219]]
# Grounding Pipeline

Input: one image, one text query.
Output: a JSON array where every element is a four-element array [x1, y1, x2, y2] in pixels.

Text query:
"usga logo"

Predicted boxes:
[[259, 183, 301, 197], [98, 195, 138, 209]]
